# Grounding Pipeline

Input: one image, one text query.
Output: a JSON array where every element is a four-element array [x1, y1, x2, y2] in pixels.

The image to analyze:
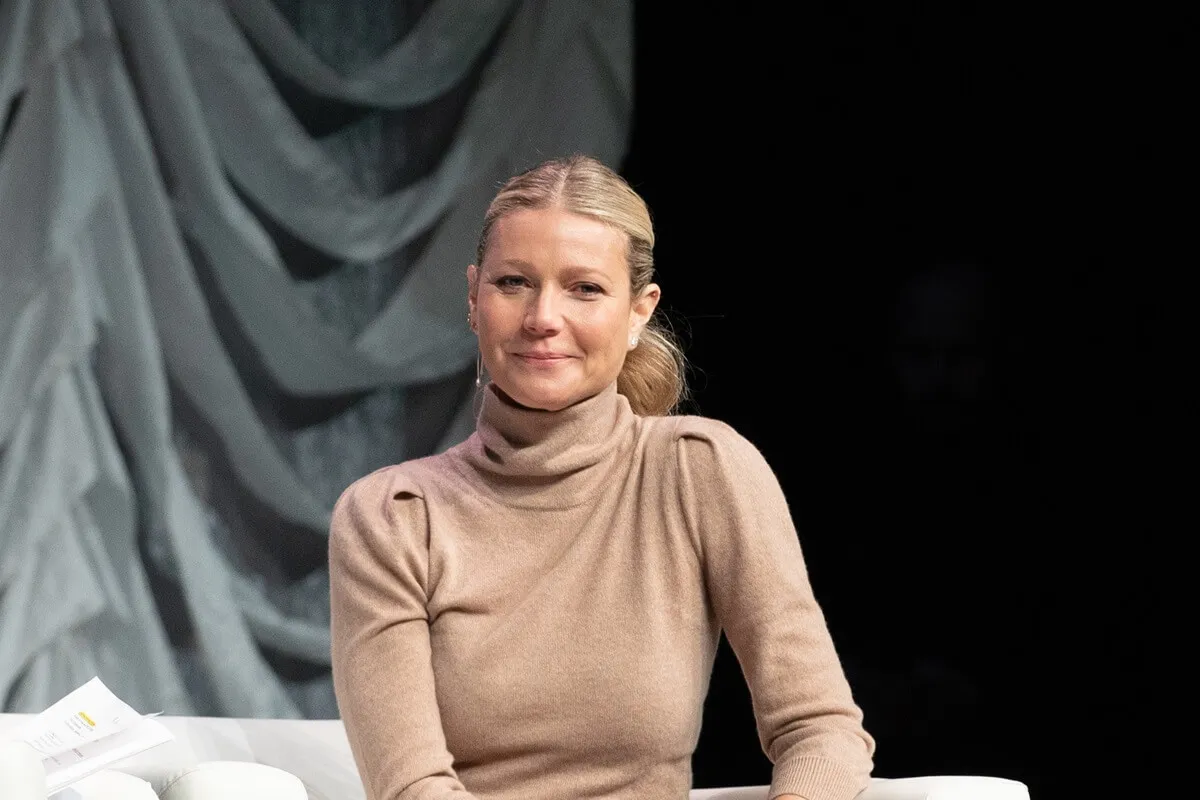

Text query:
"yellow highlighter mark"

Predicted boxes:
[[78, 712, 96, 727]]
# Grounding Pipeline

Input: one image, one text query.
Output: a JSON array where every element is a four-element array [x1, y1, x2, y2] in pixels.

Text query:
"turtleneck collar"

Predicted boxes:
[[461, 382, 637, 508]]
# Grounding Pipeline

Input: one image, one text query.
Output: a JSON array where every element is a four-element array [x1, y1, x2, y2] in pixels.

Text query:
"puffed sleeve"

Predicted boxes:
[[329, 467, 478, 800], [676, 421, 874, 800]]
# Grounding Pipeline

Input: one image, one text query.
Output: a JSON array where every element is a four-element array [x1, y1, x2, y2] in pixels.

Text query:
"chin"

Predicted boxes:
[[510, 391, 574, 412], [495, 379, 585, 412]]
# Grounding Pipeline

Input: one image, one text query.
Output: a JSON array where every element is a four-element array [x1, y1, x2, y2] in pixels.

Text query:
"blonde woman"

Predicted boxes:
[[330, 155, 874, 800]]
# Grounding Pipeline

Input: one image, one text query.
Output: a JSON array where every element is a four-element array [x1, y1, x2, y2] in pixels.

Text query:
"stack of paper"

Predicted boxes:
[[6, 677, 173, 795]]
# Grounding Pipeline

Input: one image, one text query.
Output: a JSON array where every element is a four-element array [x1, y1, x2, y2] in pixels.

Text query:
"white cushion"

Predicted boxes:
[[155, 760, 308, 800], [0, 740, 46, 800], [59, 770, 158, 799]]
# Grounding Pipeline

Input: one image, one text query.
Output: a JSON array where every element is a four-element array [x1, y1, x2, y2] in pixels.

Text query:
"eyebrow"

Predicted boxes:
[[492, 260, 615, 280]]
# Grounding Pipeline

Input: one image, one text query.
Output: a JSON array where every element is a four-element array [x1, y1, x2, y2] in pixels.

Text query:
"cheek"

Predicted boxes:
[[577, 309, 630, 360], [478, 302, 519, 343]]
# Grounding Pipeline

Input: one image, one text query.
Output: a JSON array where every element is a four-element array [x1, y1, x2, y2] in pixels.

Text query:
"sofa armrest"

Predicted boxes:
[[861, 776, 1030, 800], [689, 788, 766, 800], [689, 776, 1030, 800]]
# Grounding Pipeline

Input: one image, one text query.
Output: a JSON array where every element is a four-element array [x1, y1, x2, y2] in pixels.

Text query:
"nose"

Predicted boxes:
[[523, 288, 563, 335]]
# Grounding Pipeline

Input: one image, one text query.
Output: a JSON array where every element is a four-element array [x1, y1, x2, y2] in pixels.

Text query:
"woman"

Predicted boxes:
[[330, 155, 874, 800]]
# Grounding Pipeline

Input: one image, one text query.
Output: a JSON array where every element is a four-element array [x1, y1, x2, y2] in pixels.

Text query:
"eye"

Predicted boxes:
[[493, 275, 528, 291], [574, 283, 604, 297]]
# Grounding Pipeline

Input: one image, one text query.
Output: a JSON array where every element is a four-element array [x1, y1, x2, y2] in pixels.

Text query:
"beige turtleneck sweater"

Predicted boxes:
[[330, 383, 874, 800]]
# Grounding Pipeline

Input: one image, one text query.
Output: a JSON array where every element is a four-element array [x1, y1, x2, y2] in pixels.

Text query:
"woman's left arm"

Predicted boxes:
[[676, 422, 875, 800]]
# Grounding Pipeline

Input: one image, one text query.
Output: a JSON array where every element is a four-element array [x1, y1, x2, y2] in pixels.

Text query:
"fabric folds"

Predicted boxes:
[[0, 0, 631, 717]]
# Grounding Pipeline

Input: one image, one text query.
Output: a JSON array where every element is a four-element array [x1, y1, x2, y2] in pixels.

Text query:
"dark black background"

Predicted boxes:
[[622, 5, 1161, 797]]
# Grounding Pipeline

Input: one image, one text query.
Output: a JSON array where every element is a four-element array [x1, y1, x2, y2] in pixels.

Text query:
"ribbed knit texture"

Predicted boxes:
[[330, 383, 874, 800]]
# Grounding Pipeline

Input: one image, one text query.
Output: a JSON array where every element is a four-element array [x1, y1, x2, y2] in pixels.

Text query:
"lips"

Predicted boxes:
[[514, 352, 571, 360], [512, 352, 573, 365]]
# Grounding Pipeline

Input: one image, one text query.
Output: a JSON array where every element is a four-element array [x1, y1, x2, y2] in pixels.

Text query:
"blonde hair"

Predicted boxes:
[[476, 155, 688, 415]]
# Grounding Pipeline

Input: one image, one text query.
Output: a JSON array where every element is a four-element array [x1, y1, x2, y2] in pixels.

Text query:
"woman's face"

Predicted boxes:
[[468, 206, 659, 411]]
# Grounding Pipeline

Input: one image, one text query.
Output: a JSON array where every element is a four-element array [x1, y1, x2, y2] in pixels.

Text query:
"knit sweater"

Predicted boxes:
[[329, 383, 874, 800]]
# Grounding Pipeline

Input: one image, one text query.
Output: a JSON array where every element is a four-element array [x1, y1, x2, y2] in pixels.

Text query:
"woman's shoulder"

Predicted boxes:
[[329, 450, 472, 550], [333, 448, 466, 514], [330, 464, 422, 533], [641, 413, 759, 455], [638, 413, 772, 483]]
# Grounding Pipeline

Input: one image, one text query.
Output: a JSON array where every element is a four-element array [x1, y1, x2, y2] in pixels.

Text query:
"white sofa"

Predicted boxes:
[[0, 713, 1029, 799]]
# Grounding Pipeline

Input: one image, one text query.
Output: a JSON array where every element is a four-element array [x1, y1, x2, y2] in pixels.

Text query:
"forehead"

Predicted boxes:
[[485, 207, 627, 271]]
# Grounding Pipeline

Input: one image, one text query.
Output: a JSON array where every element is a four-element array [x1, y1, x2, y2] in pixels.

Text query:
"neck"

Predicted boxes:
[[463, 382, 636, 508]]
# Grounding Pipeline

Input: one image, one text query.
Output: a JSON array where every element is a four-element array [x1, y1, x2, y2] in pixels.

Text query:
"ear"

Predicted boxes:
[[467, 265, 479, 327], [629, 282, 661, 339]]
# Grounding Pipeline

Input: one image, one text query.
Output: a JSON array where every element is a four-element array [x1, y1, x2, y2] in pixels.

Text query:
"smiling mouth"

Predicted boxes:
[[514, 353, 572, 363]]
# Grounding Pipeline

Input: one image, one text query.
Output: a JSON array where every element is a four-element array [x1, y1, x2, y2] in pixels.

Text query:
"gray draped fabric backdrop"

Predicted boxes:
[[0, 0, 632, 718]]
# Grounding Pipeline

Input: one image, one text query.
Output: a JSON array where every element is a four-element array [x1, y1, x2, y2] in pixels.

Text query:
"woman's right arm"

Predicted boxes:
[[329, 468, 477, 800]]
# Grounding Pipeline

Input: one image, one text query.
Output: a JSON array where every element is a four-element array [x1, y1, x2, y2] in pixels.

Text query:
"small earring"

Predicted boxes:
[[475, 354, 483, 388], [629, 334, 639, 348]]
